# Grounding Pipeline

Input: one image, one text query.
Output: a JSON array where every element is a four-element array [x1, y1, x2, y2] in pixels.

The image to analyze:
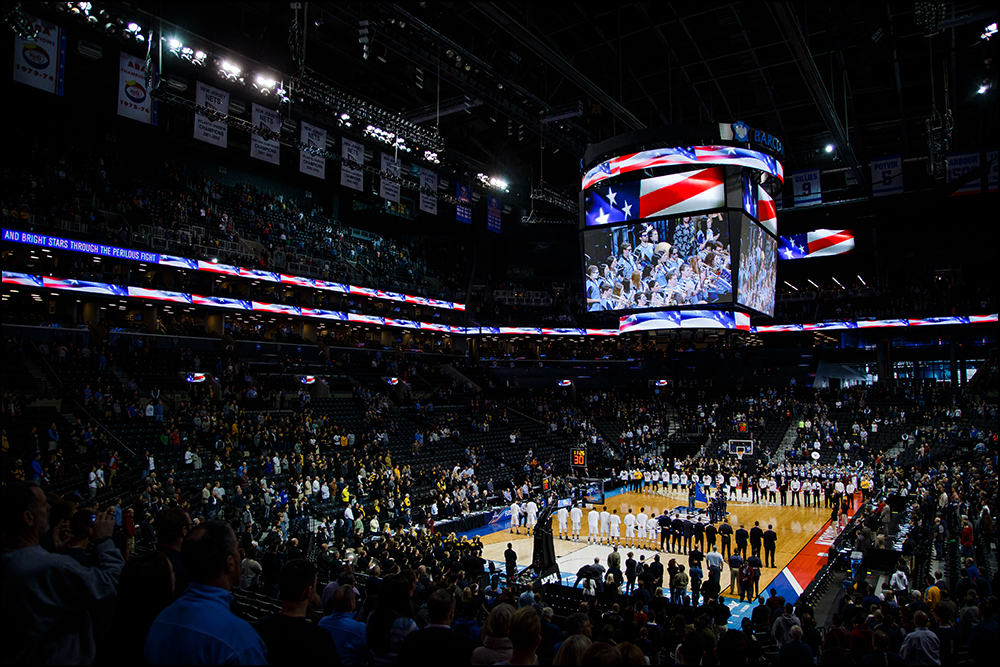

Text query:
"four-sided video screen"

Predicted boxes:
[[736, 215, 777, 317]]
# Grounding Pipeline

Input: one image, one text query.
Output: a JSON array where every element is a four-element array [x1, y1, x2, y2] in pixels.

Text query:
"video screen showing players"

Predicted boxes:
[[582, 213, 733, 313], [737, 217, 777, 316]]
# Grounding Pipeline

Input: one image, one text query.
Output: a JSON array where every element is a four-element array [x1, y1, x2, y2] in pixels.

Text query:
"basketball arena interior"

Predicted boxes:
[[1, 3, 997, 665]]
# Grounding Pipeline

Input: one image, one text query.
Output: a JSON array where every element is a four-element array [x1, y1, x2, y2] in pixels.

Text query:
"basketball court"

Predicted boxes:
[[478, 486, 834, 601]]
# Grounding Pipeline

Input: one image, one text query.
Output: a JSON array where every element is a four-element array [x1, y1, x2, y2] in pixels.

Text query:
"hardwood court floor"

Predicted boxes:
[[480, 488, 834, 598]]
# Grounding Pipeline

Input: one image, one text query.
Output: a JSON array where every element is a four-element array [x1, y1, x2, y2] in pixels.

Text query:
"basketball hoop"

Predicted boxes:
[[736, 451, 744, 462]]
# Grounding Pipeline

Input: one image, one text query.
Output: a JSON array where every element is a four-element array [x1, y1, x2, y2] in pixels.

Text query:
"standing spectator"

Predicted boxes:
[[507, 606, 542, 665], [254, 560, 338, 664], [771, 604, 801, 648], [319, 587, 369, 665], [365, 574, 418, 664], [899, 610, 940, 665], [398, 589, 476, 664], [2, 482, 125, 664], [144, 520, 268, 664], [98, 551, 175, 663], [778, 625, 814, 667]]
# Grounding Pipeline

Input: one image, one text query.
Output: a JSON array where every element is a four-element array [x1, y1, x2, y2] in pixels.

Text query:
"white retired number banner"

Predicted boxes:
[[299, 122, 326, 179], [250, 103, 281, 164], [12, 14, 65, 95], [380, 153, 401, 203], [792, 169, 821, 206], [117, 52, 156, 125], [194, 82, 229, 147], [870, 156, 902, 197], [341, 138, 364, 191], [419, 169, 438, 215]]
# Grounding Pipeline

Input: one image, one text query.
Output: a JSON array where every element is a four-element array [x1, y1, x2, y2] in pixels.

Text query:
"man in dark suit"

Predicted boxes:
[[658, 513, 671, 551], [398, 589, 475, 665], [763, 525, 778, 568], [505, 543, 518, 582], [718, 521, 733, 559], [735, 524, 749, 558], [682, 517, 694, 554], [625, 552, 638, 594], [671, 516, 685, 553], [705, 523, 718, 551], [749, 521, 764, 558]]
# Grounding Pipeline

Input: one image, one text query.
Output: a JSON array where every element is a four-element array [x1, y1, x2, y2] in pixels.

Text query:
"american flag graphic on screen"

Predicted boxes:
[[757, 185, 778, 235], [585, 167, 725, 226], [778, 229, 854, 259], [582, 145, 783, 190]]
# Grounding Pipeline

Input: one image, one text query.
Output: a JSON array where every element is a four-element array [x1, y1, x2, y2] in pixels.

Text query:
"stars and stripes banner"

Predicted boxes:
[[584, 167, 725, 226], [792, 169, 821, 206], [117, 52, 157, 125], [742, 171, 758, 220], [778, 229, 854, 259], [487, 196, 501, 233], [582, 145, 783, 191], [757, 185, 777, 235], [618, 310, 752, 333], [12, 14, 65, 96], [186, 373, 207, 383], [456, 183, 472, 224]]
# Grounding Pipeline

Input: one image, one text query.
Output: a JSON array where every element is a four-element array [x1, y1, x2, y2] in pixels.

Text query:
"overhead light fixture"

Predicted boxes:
[[807, 279, 820, 289], [857, 275, 867, 286], [977, 79, 991, 94], [783, 281, 798, 291], [824, 143, 835, 153], [982, 22, 997, 40], [167, 37, 183, 51]]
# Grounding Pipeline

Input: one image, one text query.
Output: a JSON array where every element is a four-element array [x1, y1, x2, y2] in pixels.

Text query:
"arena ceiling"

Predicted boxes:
[[134, 2, 997, 196]]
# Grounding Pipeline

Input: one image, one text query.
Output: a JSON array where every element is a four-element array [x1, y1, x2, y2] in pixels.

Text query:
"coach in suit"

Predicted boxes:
[[763, 525, 778, 568], [749, 521, 764, 558], [735, 524, 749, 558], [398, 589, 475, 665], [718, 521, 733, 559]]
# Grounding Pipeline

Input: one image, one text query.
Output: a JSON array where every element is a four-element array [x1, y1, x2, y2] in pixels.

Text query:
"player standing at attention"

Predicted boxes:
[[624, 509, 636, 547], [525, 498, 538, 535], [588, 506, 600, 544], [651, 469, 661, 495], [570, 504, 583, 541], [510, 499, 521, 534], [557, 504, 569, 540], [600, 506, 611, 545], [790, 477, 801, 506], [636, 508, 649, 550], [609, 509, 622, 546]]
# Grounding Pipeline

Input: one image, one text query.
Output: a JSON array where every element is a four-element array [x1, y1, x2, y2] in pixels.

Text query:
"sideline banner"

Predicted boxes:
[[194, 82, 229, 147], [117, 52, 156, 125], [12, 14, 65, 95], [250, 103, 281, 164]]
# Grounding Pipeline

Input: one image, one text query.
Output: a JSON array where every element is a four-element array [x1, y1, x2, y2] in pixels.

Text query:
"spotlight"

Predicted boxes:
[[824, 144, 835, 153], [256, 75, 276, 88], [168, 38, 183, 51], [977, 79, 991, 94]]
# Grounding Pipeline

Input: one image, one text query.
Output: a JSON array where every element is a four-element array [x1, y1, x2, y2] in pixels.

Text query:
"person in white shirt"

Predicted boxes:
[[588, 507, 600, 544], [557, 505, 569, 540], [525, 499, 539, 535], [636, 509, 649, 549], [651, 470, 661, 494], [646, 515, 659, 549], [671, 472, 681, 493], [790, 478, 801, 506], [643, 470, 652, 494], [510, 501, 521, 534], [570, 505, 583, 541], [729, 475, 740, 501], [680, 472, 689, 492], [623, 510, 636, 547], [609, 509, 622, 545], [767, 478, 778, 505], [801, 480, 812, 507], [599, 507, 611, 544]]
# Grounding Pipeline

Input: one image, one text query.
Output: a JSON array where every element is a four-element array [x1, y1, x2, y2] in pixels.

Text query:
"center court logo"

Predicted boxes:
[[124, 79, 146, 103], [21, 43, 50, 69]]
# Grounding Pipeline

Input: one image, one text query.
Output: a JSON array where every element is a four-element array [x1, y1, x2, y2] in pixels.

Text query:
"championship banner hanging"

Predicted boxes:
[[250, 103, 281, 164], [117, 51, 157, 125], [487, 195, 501, 233], [299, 122, 326, 179], [456, 183, 472, 224], [12, 14, 66, 95], [792, 169, 821, 206], [380, 153, 401, 203], [419, 169, 438, 214], [341, 138, 364, 191], [870, 156, 903, 197], [194, 82, 229, 147]]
